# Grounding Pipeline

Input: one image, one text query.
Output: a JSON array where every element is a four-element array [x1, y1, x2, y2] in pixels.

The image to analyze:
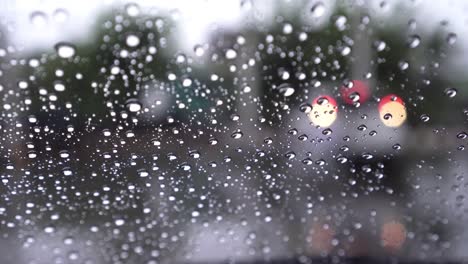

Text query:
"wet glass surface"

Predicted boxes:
[[0, 1, 467, 263]]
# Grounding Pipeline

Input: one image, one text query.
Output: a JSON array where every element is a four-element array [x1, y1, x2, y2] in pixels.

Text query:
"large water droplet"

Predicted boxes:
[[311, 2, 326, 18], [126, 34, 140, 47], [30, 11, 48, 27], [126, 99, 142, 112], [55, 42, 76, 58], [444, 87, 457, 98], [408, 35, 421, 48], [278, 83, 295, 97]]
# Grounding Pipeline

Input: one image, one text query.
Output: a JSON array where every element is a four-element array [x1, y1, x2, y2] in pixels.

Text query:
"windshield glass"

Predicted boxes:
[[0, 1, 467, 263]]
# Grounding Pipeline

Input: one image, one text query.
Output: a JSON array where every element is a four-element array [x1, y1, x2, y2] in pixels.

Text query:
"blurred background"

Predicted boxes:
[[0, 0, 467, 263]]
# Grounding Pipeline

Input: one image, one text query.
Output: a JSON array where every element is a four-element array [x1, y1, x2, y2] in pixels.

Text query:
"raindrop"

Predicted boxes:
[[138, 169, 149, 178], [283, 23, 293, 34], [311, 2, 326, 18], [225, 49, 237, 59], [374, 40, 386, 52], [399, 61, 409, 71], [231, 131, 243, 139], [115, 219, 125, 226], [30, 11, 48, 27], [357, 124, 367, 131], [126, 34, 140, 47], [457, 132, 467, 139], [126, 99, 142, 112], [53, 9, 69, 23], [444, 87, 457, 98], [285, 151, 296, 160], [420, 114, 430, 122], [194, 45, 205, 56], [59, 150, 70, 158], [28, 151, 37, 159], [335, 15, 347, 31], [408, 35, 421, 48], [299, 103, 312, 113], [322, 128, 333, 135], [278, 83, 295, 97], [446, 32, 457, 45], [179, 163, 191, 171], [315, 159, 326, 166], [209, 138, 218, 145], [62, 168, 73, 176], [340, 46, 351, 56], [189, 150, 200, 159], [55, 42, 76, 58], [125, 3, 140, 17], [336, 156, 348, 164], [54, 82, 66, 92]]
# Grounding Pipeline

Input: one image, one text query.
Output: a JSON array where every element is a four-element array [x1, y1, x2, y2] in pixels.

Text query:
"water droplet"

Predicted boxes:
[[446, 32, 457, 45], [322, 128, 333, 135], [282, 23, 293, 34], [311, 2, 326, 18], [285, 151, 296, 160], [299, 103, 312, 113], [231, 131, 243, 139], [126, 99, 142, 112], [138, 169, 149, 178], [444, 87, 457, 98], [28, 151, 37, 159], [420, 114, 430, 122], [125, 3, 140, 17], [336, 156, 348, 164], [182, 77, 192, 87], [340, 46, 351, 56], [179, 163, 191, 171], [399, 61, 409, 71], [59, 150, 69, 158], [44, 226, 55, 233], [225, 49, 237, 59], [53, 8, 69, 23], [374, 40, 386, 52], [457, 132, 467, 139], [189, 150, 200, 159], [55, 42, 76, 58], [357, 124, 367, 131], [126, 34, 140, 47], [315, 159, 326, 166], [62, 168, 73, 176], [115, 219, 125, 226], [194, 45, 205, 56], [383, 113, 392, 120], [30, 11, 48, 27], [408, 35, 421, 48], [54, 81, 66, 92], [278, 83, 295, 97], [335, 15, 347, 31]]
